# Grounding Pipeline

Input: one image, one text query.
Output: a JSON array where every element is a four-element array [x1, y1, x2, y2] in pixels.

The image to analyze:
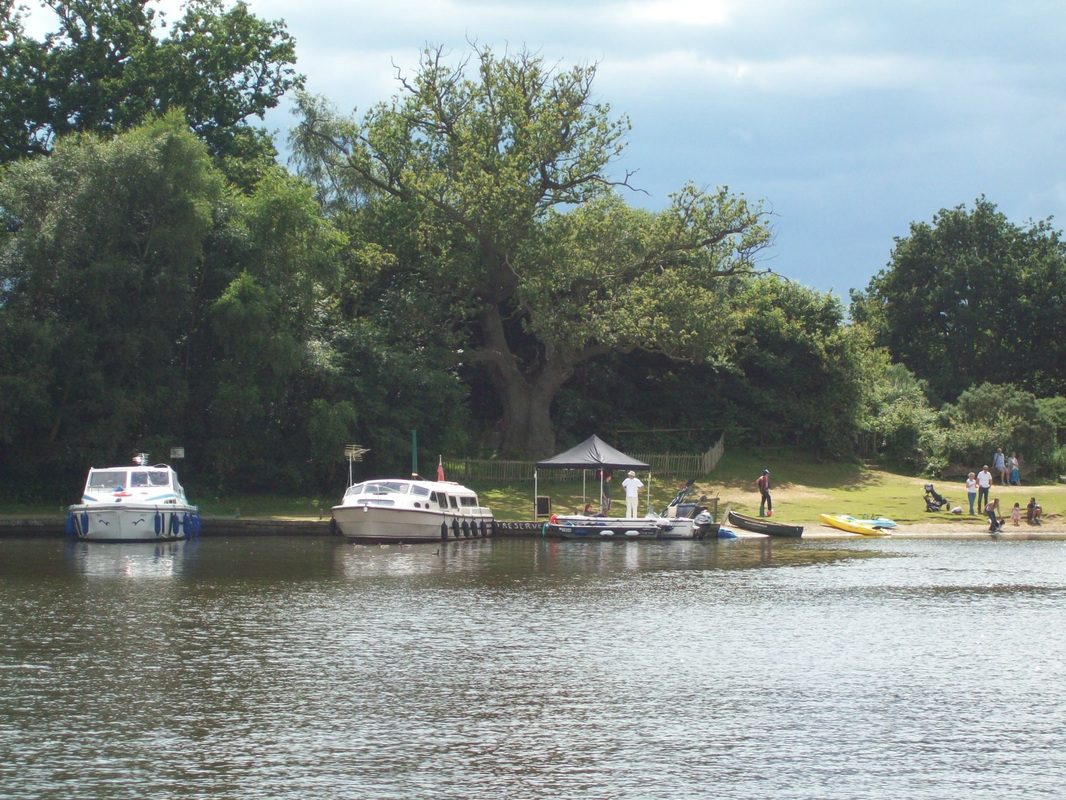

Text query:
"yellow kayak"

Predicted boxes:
[[819, 514, 891, 536]]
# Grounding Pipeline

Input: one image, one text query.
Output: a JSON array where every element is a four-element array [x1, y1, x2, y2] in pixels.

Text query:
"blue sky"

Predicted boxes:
[[30, 0, 1066, 296]]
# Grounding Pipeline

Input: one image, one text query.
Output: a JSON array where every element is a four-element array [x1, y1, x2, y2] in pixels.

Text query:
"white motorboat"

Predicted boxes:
[[66, 457, 200, 542], [332, 478, 494, 543], [545, 484, 718, 541], [546, 509, 715, 540]]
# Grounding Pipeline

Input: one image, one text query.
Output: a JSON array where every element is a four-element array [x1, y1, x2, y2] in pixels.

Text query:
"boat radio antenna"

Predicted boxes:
[[343, 445, 370, 486]]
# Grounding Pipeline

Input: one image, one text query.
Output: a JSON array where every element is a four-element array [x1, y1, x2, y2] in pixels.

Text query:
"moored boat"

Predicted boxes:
[[547, 503, 718, 541], [726, 509, 804, 538], [547, 516, 663, 540], [332, 478, 494, 543], [66, 457, 200, 542], [819, 513, 891, 536]]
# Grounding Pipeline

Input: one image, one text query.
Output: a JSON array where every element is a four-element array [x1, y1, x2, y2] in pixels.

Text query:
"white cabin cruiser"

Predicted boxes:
[[66, 458, 200, 542], [332, 478, 494, 543]]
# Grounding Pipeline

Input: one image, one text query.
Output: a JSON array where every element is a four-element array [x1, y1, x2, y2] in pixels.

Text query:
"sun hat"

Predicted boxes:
[[627, 470, 636, 477], [762, 468, 770, 474]]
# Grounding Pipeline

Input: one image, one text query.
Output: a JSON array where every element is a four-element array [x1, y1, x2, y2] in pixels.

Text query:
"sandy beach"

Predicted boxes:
[[765, 515, 1066, 539]]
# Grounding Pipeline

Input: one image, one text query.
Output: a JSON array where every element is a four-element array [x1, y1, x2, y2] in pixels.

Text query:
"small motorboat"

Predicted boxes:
[[66, 456, 200, 542], [726, 510, 804, 538]]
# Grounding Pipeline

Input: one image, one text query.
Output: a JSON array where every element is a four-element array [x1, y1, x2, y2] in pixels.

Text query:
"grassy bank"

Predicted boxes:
[[478, 448, 1065, 524], [4, 447, 1062, 524]]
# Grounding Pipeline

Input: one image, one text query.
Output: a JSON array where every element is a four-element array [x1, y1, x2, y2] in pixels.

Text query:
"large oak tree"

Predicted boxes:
[[292, 45, 772, 456]]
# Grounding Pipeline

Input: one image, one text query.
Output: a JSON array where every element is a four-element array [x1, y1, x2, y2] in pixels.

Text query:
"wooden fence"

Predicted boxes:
[[443, 436, 724, 482]]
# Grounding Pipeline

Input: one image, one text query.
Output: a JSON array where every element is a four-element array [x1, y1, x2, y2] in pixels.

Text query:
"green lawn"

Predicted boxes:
[[474, 448, 1065, 524]]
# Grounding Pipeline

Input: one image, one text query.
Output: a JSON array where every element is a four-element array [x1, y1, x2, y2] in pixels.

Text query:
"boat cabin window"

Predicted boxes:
[[411, 485, 430, 497], [130, 470, 174, 488], [88, 470, 128, 490], [447, 495, 459, 509], [363, 481, 409, 494], [459, 496, 477, 507]]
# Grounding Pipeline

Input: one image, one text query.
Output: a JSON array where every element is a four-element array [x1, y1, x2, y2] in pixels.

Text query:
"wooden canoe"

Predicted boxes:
[[726, 510, 804, 538]]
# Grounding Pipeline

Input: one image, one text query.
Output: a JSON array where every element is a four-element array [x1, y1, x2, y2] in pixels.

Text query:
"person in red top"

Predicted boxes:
[[757, 469, 772, 517]]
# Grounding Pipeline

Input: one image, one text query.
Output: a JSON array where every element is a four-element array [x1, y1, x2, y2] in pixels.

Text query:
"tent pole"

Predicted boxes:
[[535, 468, 539, 519]]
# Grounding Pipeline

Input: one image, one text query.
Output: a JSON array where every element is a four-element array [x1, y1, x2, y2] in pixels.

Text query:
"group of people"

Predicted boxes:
[[965, 451, 1041, 533], [982, 496, 1043, 533], [992, 448, 1022, 486]]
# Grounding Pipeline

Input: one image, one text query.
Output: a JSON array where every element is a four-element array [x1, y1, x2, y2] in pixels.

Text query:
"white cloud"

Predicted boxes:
[[620, 0, 734, 27]]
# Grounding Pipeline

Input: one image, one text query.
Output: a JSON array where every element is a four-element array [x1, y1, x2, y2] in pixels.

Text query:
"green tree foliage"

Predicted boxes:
[[719, 277, 871, 455], [934, 382, 1056, 474], [0, 0, 302, 176], [0, 115, 359, 495], [292, 45, 771, 456], [554, 277, 874, 458], [852, 197, 1066, 403], [0, 113, 223, 485], [862, 361, 938, 469]]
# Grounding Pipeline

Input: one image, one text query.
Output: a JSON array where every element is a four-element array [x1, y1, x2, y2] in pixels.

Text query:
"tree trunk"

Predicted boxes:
[[475, 304, 572, 458], [496, 372, 560, 457]]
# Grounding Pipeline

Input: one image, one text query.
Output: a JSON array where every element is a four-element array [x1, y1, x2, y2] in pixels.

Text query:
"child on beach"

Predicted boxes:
[[1011, 502, 1021, 526]]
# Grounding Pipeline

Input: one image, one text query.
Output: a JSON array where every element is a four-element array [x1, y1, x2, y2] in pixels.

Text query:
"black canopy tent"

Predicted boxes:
[[534, 435, 651, 517]]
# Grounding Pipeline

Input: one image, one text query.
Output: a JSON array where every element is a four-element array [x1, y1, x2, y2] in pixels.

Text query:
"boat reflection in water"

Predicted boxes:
[[333, 536, 495, 579], [65, 539, 196, 579]]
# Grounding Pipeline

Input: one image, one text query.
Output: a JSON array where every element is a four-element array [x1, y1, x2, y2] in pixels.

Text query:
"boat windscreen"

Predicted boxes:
[[88, 470, 127, 490], [365, 481, 409, 493], [130, 470, 172, 487]]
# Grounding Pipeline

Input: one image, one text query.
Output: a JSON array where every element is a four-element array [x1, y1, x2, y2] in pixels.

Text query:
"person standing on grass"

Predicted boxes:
[[1009, 453, 1021, 485], [621, 470, 644, 518], [756, 469, 773, 517], [977, 465, 993, 511], [993, 448, 1007, 485], [965, 472, 978, 515]]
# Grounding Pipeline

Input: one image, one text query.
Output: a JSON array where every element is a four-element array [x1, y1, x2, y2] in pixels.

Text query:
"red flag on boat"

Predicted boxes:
[[437, 455, 445, 482]]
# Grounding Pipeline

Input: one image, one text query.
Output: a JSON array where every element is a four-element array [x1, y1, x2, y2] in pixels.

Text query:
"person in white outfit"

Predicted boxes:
[[621, 470, 644, 518]]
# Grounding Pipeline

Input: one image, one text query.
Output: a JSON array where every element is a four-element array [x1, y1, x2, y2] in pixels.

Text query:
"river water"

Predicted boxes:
[[1, 534, 1065, 799]]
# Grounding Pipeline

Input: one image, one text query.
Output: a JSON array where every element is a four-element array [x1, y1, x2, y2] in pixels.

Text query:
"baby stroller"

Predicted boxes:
[[923, 484, 950, 512]]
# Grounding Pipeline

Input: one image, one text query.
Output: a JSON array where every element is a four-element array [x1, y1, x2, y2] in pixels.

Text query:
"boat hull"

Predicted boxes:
[[547, 515, 715, 540], [332, 505, 493, 543], [67, 503, 198, 542], [726, 510, 804, 538], [819, 514, 890, 536]]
